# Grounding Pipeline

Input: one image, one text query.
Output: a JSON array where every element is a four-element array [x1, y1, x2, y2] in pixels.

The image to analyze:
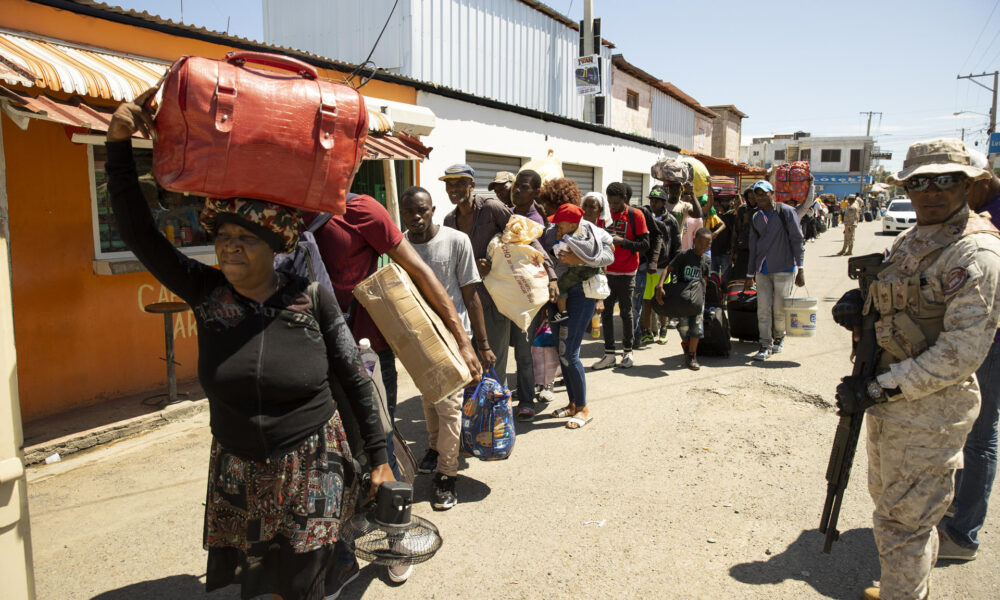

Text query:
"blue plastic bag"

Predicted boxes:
[[460, 368, 515, 461]]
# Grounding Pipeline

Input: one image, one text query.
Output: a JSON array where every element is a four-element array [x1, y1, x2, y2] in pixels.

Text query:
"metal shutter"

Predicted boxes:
[[622, 171, 645, 200], [465, 151, 523, 199], [562, 163, 595, 195]]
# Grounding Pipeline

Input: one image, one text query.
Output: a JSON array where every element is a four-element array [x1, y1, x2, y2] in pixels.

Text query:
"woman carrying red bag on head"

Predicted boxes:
[[105, 89, 392, 600]]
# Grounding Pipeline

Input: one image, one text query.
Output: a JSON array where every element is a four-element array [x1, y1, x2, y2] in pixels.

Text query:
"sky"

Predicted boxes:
[[109, 0, 1000, 172]]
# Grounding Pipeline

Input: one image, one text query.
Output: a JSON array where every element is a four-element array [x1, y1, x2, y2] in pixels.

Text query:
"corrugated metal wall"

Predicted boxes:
[[262, 0, 406, 70], [651, 90, 695, 151], [262, 0, 612, 120], [466, 150, 523, 197]]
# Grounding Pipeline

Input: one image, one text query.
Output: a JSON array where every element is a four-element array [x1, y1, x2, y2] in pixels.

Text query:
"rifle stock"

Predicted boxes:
[[820, 253, 885, 553]]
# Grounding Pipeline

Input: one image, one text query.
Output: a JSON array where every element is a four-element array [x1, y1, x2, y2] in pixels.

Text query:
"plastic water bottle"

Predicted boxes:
[[591, 314, 602, 338], [358, 338, 377, 377]]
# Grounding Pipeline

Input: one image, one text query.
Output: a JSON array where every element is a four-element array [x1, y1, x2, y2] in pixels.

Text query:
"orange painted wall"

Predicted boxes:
[[1, 0, 419, 420], [3, 115, 199, 421]]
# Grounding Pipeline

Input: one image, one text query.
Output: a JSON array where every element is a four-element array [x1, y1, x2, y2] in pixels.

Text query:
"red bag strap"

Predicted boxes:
[[304, 84, 341, 208], [225, 51, 318, 80], [205, 62, 237, 191]]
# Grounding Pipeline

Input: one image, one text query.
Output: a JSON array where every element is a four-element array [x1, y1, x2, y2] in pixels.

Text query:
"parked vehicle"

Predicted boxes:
[[882, 199, 917, 234]]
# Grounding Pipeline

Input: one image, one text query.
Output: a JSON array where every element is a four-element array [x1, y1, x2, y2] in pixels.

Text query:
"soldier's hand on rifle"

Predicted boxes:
[[832, 289, 864, 331], [835, 375, 878, 415]]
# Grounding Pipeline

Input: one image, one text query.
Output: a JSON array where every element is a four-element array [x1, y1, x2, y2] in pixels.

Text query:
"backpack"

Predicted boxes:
[[775, 161, 811, 204], [274, 212, 334, 294]]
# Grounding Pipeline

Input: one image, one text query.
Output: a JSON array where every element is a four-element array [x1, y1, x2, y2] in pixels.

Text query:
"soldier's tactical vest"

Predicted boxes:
[[864, 211, 1000, 371]]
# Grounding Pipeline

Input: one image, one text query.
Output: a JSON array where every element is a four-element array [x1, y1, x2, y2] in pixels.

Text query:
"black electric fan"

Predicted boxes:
[[340, 481, 442, 568]]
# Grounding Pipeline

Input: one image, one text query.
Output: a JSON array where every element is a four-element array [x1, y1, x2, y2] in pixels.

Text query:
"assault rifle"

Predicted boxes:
[[820, 253, 885, 553]]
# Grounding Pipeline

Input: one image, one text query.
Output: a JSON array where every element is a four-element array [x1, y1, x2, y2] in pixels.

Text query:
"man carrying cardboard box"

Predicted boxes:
[[312, 193, 482, 438], [400, 186, 495, 510]]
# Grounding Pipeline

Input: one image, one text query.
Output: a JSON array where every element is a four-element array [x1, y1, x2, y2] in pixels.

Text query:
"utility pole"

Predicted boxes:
[[859, 111, 881, 196], [962, 127, 966, 142], [956, 71, 998, 135], [582, 0, 595, 124]]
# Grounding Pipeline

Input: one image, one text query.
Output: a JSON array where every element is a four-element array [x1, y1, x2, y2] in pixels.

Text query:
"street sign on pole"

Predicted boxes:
[[989, 132, 1000, 155]]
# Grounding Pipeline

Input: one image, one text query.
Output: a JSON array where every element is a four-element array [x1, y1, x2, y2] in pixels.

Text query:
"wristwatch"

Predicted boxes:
[[866, 378, 901, 403]]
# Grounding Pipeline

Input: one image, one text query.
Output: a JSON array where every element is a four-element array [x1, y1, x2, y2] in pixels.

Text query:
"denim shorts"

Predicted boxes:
[[676, 310, 704, 339]]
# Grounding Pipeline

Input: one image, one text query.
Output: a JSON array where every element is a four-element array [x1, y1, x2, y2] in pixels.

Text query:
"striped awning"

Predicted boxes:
[[0, 29, 429, 159]]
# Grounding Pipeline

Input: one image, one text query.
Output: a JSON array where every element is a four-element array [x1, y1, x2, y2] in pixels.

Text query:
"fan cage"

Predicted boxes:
[[342, 514, 442, 567]]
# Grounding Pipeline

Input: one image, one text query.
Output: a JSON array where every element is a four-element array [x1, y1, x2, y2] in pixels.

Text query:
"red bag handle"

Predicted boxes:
[[224, 51, 318, 80]]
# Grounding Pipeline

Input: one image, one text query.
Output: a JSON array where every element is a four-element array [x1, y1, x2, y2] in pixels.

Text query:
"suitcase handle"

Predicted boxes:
[[225, 51, 318, 80]]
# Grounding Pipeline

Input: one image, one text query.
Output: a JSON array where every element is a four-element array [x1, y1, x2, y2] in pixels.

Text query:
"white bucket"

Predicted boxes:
[[784, 297, 818, 337]]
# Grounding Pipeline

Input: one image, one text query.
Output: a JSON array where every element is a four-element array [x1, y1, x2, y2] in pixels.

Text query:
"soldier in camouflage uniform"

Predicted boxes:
[[837, 194, 863, 255], [832, 139, 1000, 600]]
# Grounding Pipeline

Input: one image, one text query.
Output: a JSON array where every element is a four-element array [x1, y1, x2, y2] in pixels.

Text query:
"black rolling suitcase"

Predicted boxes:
[[864, 211, 874, 222], [698, 305, 732, 357], [726, 282, 759, 342]]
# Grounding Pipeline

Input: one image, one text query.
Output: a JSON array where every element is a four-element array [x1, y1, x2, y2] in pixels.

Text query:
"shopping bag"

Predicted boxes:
[[484, 216, 549, 332], [530, 345, 561, 387], [460, 368, 515, 461]]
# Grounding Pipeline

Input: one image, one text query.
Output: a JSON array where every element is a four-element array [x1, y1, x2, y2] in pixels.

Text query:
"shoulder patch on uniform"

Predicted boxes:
[[943, 266, 969, 294]]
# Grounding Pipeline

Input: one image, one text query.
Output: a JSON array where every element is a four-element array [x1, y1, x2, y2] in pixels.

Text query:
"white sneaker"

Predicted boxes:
[[537, 386, 556, 403], [771, 338, 784, 354], [619, 352, 634, 368], [387, 563, 413, 583], [752, 346, 770, 361], [592, 354, 616, 370]]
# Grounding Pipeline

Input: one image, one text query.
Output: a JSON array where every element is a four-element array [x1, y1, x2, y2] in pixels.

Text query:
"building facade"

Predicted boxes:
[[741, 133, 875, 198], [706, 104, 746, 162], [263, 0, 614, 121]]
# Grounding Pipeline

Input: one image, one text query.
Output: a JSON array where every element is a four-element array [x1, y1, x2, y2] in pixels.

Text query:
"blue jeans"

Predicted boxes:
[[945, 338, 1000, 550], [633, 268, 647, 341], [552, 285, 595, 408]]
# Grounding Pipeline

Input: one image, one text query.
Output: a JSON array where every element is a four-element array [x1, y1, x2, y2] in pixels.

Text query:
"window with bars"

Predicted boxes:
[[773, 149, 786, 160], [821, 149, 842, 162], [626, 89, 639, 110]]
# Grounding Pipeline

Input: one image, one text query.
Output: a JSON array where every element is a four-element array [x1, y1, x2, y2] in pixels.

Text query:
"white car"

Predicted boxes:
[[882, 199, 917, 234]]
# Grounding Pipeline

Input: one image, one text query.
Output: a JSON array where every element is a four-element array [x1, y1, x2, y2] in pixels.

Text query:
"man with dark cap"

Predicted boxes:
[[488, 171, 515, 207]]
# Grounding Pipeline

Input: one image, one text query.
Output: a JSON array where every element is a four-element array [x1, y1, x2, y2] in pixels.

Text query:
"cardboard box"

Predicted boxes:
[[353, 263, 472, 403]]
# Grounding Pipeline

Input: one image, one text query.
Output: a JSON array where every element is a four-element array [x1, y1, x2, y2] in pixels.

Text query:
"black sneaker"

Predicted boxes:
[[324, 557, 360, 599], [550, 310, 570, 324], [432, 473, 458, 510], [418, 449, 439, 474], [686, 354, 701, 371]]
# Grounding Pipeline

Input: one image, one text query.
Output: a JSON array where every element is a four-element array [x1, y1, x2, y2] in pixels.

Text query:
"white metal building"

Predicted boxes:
[[418, 92, 673, 207], [263, 0, 680, 215], [262, 0, 614, 120]]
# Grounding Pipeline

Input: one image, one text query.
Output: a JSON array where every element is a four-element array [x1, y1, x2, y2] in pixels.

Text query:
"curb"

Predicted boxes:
[[23, 398, 208, 466]]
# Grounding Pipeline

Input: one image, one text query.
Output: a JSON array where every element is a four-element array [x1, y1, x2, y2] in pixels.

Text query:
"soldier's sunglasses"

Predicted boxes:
[[904, 173, 966, 192]]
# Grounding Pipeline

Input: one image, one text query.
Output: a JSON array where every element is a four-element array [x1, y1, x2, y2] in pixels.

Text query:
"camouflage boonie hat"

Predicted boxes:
[[888, 138, 991, 185], [200, 198, 303, 254], [651, 157, 690, 184]]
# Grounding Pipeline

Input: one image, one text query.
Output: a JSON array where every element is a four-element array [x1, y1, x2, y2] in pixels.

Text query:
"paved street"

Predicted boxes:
[[25, 219, 1000, 600]]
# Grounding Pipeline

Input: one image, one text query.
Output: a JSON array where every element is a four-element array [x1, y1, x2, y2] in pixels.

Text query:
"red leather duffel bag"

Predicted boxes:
[[153, 51, 368, 215]]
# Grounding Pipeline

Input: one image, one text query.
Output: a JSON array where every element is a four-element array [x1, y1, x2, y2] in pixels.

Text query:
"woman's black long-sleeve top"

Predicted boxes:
[[106, 140, 386, 465]]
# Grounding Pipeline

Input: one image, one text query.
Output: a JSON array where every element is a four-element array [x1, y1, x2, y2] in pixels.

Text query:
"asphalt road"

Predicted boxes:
[[25, 218, 1000, 599]]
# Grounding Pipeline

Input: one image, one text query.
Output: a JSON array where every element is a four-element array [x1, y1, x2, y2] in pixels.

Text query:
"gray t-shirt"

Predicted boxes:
[[407, 226, 481, 337]]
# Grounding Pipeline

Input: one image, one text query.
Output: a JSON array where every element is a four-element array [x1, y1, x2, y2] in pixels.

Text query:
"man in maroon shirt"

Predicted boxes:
[[313, 194, 481, 429]]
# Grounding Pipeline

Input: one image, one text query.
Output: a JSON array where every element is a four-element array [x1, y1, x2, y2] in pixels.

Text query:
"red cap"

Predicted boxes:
[[551, 203, 584, 224]]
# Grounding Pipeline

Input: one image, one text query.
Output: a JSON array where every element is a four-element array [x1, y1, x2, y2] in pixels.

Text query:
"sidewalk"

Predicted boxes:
[[21, 379, 207, 466]]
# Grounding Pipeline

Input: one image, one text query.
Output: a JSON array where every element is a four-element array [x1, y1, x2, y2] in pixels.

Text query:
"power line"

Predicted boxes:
[[344, 0, 400, 88], [960, 0, 1000, 72]]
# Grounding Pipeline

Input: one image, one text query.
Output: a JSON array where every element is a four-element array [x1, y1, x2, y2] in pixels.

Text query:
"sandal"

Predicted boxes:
[[566, 415, 594, 429], [551, 405, 576, 418]]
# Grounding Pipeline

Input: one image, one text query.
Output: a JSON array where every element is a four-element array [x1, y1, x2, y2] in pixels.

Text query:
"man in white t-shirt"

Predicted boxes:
[[401, 186, 495, 512]]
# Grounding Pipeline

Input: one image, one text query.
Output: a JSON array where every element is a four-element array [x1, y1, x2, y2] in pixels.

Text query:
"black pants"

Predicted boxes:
[[602, 273, 635, 353]]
